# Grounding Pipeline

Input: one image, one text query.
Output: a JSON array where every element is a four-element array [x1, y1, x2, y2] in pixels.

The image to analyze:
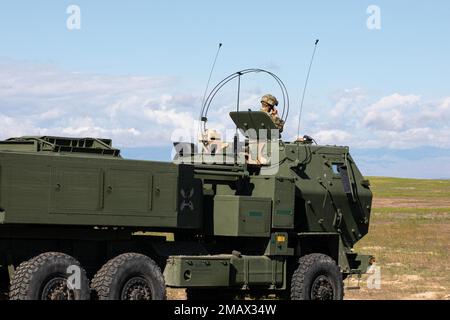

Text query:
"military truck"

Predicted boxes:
[[0, 70, 373, 300]]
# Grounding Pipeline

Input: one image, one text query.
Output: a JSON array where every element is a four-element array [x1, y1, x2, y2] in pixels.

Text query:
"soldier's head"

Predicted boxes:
[[260, 94, 278, 112]]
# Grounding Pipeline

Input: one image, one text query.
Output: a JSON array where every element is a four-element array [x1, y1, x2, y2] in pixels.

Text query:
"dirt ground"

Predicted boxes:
[[345, 177, 450, 300]]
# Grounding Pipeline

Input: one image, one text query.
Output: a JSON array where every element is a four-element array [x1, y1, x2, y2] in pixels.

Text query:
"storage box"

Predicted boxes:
[[213, 195, 272, 237], [164, 255, 231, 287]]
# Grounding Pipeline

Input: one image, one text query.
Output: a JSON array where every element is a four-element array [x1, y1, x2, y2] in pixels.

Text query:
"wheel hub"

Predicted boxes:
[[41, 277, 74, 300], [121, 277, 152, 300], [311, 275, 334, 300]]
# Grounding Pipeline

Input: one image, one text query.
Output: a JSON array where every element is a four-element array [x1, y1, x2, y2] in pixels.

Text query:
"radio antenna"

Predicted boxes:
[[198, 43, 222, 141], [297, 39, 319, 138], [200, 43, 223, 119]]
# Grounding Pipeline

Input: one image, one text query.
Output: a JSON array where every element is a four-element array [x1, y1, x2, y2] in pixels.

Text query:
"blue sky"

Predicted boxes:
[[0, 1, 449, 178]]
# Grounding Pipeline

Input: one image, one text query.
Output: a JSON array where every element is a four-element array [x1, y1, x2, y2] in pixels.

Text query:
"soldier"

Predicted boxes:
[[260, 94, 285, 132]]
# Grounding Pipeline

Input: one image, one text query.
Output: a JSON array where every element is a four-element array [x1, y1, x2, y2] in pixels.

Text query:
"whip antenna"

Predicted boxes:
[[198, 43, 222, 142], [200, 43, 223, 119], [297, 39, 319, 138]]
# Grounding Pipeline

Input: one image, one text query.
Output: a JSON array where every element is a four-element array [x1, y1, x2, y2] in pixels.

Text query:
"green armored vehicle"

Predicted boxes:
[[0, 70, 373, 300]]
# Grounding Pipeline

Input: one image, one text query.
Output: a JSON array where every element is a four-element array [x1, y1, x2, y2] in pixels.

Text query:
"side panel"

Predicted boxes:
[[317, 150, 372, 246], [251, 177, 295, 229], [51, 167, 102, 213], [272, 178, 295, 228], [2, 163, 50, 223], [0, 152, 182, 228], [286, 144, 372, 247], [104, 169, 152, 214], [213, 195, 272, 237], [152, 172, 177, 217], [290, 146, 345, 233]]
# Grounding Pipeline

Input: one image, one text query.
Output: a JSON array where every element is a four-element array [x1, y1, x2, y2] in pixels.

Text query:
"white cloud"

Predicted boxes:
[[313, 129, 352, 145], [0, 114, 39, 137], [0, 61, 173, 98], [362, 93, 421, 130], [0, 60, 449, 156], [0, 60, 198, 147], [330, 88, 366, 119], [367, 93, 421, 111], [359, 94, 450, 148], [292, 90, 450, 149]]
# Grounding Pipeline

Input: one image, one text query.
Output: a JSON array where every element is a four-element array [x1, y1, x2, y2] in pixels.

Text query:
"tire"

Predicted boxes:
[[9, 252, 90, 300], [290, 253, 343, 300], [91, 253, 166, 300]]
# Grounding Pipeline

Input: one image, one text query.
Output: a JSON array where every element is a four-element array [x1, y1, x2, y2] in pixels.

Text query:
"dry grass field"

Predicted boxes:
[[345, 177, 450, 300]]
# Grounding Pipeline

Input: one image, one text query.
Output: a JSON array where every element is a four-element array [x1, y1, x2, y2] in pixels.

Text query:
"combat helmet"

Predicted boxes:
[[261, 94, 279, 107]]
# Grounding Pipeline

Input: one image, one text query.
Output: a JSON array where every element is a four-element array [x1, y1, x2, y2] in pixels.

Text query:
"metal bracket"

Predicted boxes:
[[346, 273, 361, 290], [6, 253, 15, 281]]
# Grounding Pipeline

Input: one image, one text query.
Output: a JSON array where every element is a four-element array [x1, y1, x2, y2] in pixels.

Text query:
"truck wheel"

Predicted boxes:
[[9, 252, 90, 300], [290, 253, 343, 300], [91, 253, 166, 300]]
